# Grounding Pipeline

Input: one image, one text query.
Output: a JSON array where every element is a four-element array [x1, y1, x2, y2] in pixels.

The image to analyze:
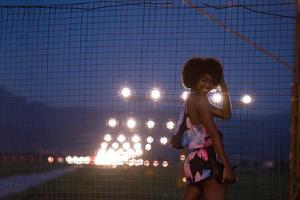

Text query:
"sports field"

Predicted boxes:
[[2, 165, 288, 200]]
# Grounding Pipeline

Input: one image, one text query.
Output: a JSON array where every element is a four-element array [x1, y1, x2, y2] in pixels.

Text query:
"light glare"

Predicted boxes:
[[145, 144, 152, 151], [241, 94, 252, 104], [146, 120, 155, 129], [127, 118, 137, 129], [181, 91, 189, 101], [146, 136, 154, 143], [104, 134, 112, 142], [112, 142, 119, 149], [107, 118, 118, 128], [121, 87, 131, 98], [132, 135, 141, 143], [166, 121, 175, 130], [160, 137, 168, 145], [212, 93, 223, 103], [150, 88, 161, 100], [117, 134, 126, 143]]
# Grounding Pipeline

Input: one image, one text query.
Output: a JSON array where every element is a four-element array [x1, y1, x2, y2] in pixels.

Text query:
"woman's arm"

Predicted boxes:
[[195, 95, 235, 183], [209, 75, 232, 120]]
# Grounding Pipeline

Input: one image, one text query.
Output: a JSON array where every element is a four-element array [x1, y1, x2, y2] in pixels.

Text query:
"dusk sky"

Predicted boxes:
[[0, 0, 295, 115]]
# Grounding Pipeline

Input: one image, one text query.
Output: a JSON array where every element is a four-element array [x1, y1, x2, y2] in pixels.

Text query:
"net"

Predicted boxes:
[[0, 1, 296, 199]]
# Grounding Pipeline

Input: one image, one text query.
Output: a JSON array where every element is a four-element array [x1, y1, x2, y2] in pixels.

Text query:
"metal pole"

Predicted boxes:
[[289, 1, 300, 200]]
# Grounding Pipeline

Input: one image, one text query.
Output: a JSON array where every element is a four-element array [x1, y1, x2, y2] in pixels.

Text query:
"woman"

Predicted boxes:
[[172, 57, 236, 200]]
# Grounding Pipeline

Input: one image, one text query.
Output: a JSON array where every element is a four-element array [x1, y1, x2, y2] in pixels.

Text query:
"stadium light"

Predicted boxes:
[[127, 118, 137, 129], [145, 144, 152, 151], [160, 137, 168, 145], [146, 136, 154, 143], [101, 142, 108, 149], [162, 161, 168, 167], [180, 154, 186, 161], [120, 87, 132, 99], [153, 160, 159, 167], [133, 143, 142, 151], [117, 134, 126, 143], [211, 93, 223, 104], [241, 94, 252, 104], [122, 142, 130, 150], [166, 121, 175, 130], [150, 88, 161, 101], [181, 91, 189, 101], [104, 134, 112, 142], [48, 156, 54, 163], [132, 134, 141, 143], [107, 118, 118, 128], [144, 160, 150, 166], [146, 120, 155, 129], [112, 142, 119, 149]]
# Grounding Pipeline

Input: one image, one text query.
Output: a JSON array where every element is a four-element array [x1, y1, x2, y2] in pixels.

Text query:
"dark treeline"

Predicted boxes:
[[0, 86, 290, 163]]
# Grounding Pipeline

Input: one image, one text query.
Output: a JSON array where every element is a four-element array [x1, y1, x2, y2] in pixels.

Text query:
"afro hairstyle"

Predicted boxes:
[[181, 57, 223, 89]]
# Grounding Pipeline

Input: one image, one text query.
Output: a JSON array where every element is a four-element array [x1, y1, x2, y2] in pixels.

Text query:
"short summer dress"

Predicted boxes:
[[180, 109, 224, 185]]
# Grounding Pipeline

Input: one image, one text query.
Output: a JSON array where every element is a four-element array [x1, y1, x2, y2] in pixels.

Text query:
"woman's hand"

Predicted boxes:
[[222, 166, 237, 184]]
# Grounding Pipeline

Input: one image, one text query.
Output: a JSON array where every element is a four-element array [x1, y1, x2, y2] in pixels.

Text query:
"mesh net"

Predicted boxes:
[[0, 1, 296, 200]]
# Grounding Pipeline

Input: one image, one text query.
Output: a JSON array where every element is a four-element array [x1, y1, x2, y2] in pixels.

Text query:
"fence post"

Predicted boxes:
[[289, 1, 300, 200]]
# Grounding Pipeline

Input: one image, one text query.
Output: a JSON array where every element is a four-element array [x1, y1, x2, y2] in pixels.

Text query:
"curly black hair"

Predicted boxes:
[[181, 57, 223, 89]]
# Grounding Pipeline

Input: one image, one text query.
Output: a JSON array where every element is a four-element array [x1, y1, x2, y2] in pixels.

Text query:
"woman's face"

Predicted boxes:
[[195, 73, 215, 95]]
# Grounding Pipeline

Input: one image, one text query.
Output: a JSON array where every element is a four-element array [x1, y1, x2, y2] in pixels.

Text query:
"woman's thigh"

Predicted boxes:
[[202, 178, 227, 200], [183, 184, 202, 200]]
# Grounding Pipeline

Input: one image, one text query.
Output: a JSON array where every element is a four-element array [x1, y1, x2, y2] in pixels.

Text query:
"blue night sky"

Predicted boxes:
[[0, 0, 295, 159], [0, 0, 295, 115]]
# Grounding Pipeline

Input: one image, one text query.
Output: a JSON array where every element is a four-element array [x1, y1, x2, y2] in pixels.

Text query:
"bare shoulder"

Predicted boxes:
[[187, 94, 209, 111]]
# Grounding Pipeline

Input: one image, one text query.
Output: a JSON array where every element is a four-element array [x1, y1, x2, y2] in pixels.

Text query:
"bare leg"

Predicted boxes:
[[202, 178, 227, 200], [183, 184, 201, 200]]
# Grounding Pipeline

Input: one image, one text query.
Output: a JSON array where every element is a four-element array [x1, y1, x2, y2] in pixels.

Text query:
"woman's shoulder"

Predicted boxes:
[[187, 93, 207, 107]]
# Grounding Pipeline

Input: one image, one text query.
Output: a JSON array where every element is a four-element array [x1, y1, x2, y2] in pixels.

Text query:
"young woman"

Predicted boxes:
[[172, 57, 236, 200]]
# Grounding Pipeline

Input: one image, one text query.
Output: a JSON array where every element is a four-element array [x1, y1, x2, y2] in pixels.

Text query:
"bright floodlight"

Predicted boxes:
[[104, 134, 112, 142], [160, 137, 168, 145], [127, 118, 137, 129], [166, 121, 175, 130], [48, 156, 54, 163], [212, 93, 223, 104], [150, 88, 161, 101], [144, 160, 150, 166], [120, 87, 131, 98], [101, 142, 108, 149], [181, 91, 189, 101], [153, 160, 159, 167], [146, 120, 155, 129], [107, 118, 118, 128], [241, 94, 252, 104], [117, 134, 126, 143], [162, 161, 168, 167], [132, 135, 141, 143], [145, 144, 152, 151], [133, 143, 142, 151], [112, 142, 119, 149], [122, 142, 130, 150], [180, 154, 186, 161], [146, 136, 154, 143]]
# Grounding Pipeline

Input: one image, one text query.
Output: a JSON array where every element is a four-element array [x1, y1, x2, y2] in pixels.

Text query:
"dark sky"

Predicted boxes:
[[0, 0, 295, 159], [0, 0, 295, 115]]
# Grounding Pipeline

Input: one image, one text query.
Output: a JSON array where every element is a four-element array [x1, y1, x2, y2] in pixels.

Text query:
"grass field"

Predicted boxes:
[[3, 165, 288, 200], [0, 163, 66, 178]]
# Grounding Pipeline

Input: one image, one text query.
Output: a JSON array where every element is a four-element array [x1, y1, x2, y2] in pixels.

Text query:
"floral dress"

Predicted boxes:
[[181, 114, 223, 185]]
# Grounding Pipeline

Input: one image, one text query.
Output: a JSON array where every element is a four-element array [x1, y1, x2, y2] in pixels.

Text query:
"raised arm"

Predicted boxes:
[[209, 74, 232, 119]]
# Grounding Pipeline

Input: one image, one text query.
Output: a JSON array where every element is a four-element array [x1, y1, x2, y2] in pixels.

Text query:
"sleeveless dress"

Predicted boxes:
[[181, 113, 223, 185]]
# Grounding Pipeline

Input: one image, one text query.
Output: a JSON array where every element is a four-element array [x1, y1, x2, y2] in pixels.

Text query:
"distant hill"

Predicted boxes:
[[0, 86, 290, 162]]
